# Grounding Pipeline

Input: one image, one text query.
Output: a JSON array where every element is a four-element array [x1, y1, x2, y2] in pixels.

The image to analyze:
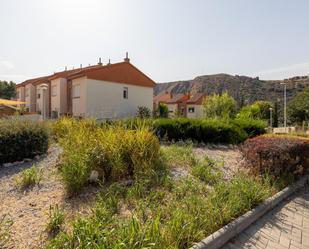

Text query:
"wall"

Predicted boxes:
[[51, 78, 68, 117], [167, 103, 178, 117], [186, 104, 203, 118], [36, 83, 50, 118], [83, 79, 153, 119], [72, 77, 87, 117], [25, 84, 36, 112], [16, 87, 25, 102]]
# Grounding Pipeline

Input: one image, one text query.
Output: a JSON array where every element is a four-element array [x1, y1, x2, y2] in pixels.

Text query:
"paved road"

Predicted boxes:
[[222, 185, 309, 249]]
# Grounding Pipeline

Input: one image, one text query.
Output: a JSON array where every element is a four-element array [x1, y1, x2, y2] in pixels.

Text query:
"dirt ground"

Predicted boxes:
[[0, 145, 243, 249]]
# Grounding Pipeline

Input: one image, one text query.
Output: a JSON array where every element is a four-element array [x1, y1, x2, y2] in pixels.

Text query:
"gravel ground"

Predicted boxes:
[[193, 145, 244, 180], [0, 146, 97, 249]]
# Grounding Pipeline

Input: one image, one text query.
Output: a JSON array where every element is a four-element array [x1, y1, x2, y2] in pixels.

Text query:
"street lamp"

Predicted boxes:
[[39, 84, 48, 120], [280, 82, 287, 132], [269, 107, 273, 129]]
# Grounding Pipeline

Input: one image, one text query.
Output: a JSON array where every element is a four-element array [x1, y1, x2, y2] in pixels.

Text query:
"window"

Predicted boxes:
[[17, 91, 20, 99], [123, 87, 128, 99], [188, 107, 195, 113], [37, 93, 41, 99], [25, 88, 29, 97], [73, 84, 80, 98], [52, 85, 57, 96]]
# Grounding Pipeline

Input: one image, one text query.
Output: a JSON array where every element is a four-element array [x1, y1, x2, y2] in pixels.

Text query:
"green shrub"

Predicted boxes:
[[0, 119, 49, 164], [233, 118, 266, 137], [153, 118, 248, 144], [137, 106, 151, 119], [15, 164, 42, 189], [46, 204, 65, 235]]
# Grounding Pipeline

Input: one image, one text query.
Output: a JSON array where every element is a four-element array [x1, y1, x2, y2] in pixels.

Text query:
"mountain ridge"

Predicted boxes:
[[154, 74, 309, 108]]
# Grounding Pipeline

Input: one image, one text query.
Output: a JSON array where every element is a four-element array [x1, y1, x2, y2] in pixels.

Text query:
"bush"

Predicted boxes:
[[153, 118, 248, 144], [15, 164, 42, 189], [137, 106, 151, 119], [233, 118, 267, 138], [0, 119, 49, 164], [241, 135, 309, 178]]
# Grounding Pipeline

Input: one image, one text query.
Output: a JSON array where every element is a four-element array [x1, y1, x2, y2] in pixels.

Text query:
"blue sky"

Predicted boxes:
[[0, 0, 309, 83]]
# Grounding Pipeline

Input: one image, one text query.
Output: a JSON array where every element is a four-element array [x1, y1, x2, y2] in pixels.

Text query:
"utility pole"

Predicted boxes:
[[269, 107, 273, 129]]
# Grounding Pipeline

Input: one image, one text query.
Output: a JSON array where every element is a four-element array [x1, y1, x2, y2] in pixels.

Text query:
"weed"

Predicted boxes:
[[46, 205, 65, 235], [0, 214, 13, 248], [15, 164, 42, 189]]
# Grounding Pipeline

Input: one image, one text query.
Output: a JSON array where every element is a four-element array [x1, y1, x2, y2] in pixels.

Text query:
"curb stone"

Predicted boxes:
[[190, 174, 309, 249]]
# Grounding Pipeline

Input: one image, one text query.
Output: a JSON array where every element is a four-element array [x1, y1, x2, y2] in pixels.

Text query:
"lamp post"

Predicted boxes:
[[39, 84, 48, 120], [280, 82, 287, 132], [269, 107, 273, 129]]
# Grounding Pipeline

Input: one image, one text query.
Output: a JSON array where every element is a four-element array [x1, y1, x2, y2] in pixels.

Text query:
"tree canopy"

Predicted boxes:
[[0, 80, 16, 99], [238, 100, 273, 120], [202, 92, 236, 119], [287, 87, 309, 124]]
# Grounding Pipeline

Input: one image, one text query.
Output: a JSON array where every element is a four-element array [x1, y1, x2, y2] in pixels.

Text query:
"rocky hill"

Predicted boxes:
[[155, 74, 309, 108]]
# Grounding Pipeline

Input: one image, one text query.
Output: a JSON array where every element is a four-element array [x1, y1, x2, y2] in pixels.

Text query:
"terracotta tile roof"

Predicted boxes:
[[48, 65, 103, 80], [68, 62, 155, 88], [166, 94, 189, 104], [16, 61, 155, 88], [153, 92, 172, 103], [186, 93, 206, 105], [17, 76, 52, 87]]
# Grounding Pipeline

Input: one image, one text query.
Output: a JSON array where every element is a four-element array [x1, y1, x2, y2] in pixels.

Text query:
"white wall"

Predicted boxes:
[[186, 104, 203, 118], [78, 78, 153, 119]]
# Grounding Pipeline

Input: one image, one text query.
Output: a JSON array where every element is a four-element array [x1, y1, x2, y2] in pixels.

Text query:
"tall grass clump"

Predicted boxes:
[[0, 119, 49, 164], [54, 118, 161, 194], [46, 204, 65, 235], [15, 164, 42, 189]]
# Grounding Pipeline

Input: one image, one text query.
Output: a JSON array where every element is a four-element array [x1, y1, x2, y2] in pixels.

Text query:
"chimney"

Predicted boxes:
[[80, 64, 82, 68], [98, 57, 103, 65], [107, 59, 111, 65], [65, 66, 67, 71], [124, 52, 130, 62]]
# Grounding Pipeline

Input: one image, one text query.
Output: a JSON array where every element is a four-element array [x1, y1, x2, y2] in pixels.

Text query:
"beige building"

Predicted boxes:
[[186, 93, 205, 118], [16, 56, 155, 119], [153, 92, 206, 118]]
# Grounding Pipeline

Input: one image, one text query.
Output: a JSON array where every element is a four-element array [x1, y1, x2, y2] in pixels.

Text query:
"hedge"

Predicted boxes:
[[241, 135, 309, 178], [0, 119, 49, 164], [103, 118, 266, 144], [153, 118, 249, 144]]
